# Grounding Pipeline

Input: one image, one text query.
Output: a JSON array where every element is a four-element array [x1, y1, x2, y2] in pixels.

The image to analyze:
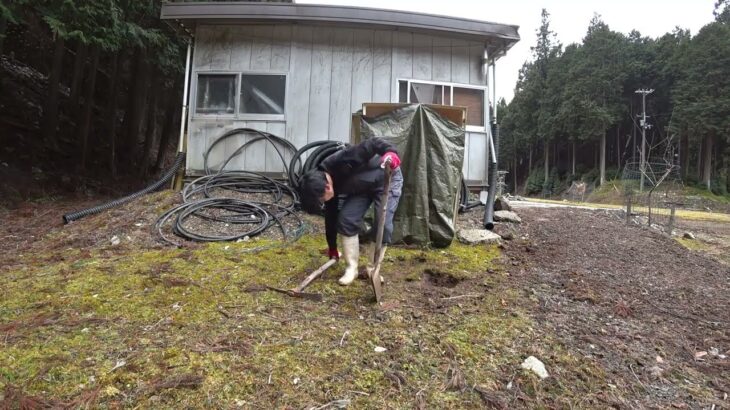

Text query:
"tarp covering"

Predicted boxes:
[[360, 104, 465, 247]]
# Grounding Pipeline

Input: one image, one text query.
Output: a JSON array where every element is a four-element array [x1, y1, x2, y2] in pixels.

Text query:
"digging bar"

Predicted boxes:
[[370, 159, 393, 303], [266, 258, 338, 301]]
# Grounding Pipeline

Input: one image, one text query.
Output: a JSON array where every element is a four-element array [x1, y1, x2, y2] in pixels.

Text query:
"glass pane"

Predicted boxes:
[[196, 74, 236, 114], [398, 80, 408, 103], [240, 74, 286, 115], [409, 82, 448, 105], [453, 87, 484, 126]]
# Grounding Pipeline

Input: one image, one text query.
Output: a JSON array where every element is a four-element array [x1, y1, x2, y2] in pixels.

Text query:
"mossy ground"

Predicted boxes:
[[1, 228, 610, 408]]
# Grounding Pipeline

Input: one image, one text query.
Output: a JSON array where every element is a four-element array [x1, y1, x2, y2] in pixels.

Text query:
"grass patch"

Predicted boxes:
[[1, 233, 608, 408], [522, 197, 730, 223]]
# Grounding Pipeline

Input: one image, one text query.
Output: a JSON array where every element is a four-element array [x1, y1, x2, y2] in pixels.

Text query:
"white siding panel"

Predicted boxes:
[[307, 27, 334, 143], [245, 121, 268, 172], [372, 30, 392, 103], [469, 41, 486, 85], [461, 131, 470, 178], [351, 29, 374, 114], [391, 32, 413, 100], [451, 39, 469, 84], [205, 123, 231, 173], [271, 25, 292, 71], [432, 37, 451, 82], [412, 34, 432, 81], [187, 122, 208, 172], [250, 25, 273, 70], [329, 28, 354, 142], [230, 26, 253, 70], [210, 26, 233, 70], [286, 26, 313, 150], [466, 131, 486, 181], [266, 121, 288, 173], [194, 26, 215, 70], [225, 122, 248, 171]]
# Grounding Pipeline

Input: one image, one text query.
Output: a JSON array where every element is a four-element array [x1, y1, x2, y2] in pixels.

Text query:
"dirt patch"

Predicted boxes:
[[464, 206, 729, 408], [423, 268, 464, 288]]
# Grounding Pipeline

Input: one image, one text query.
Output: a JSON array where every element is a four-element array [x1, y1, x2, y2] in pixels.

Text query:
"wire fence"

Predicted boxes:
[[621, 160, 684, 233]]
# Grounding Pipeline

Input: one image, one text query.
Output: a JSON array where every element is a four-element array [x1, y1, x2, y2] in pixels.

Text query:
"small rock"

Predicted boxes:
[[656, 355, 664, 363], [374, 346, 387, 353], [521, 356, 549, 379], [709, 347, 719, 357], [457, 229, 502, 245], [648, 365, 663, 379], [494, 196, 513, 212], [110, 235, 120, 246], [494, 210, 522, 224], [292, 377, 300, 385], [683, 232, 695, 240]]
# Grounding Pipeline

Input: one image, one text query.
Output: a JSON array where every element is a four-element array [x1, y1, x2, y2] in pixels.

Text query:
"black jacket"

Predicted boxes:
[[319, 138, 398, 249]]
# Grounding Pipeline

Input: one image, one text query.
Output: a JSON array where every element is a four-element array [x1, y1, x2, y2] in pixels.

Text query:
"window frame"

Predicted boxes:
[[191, 71, 288, 121], [395, 78, 488, 132]]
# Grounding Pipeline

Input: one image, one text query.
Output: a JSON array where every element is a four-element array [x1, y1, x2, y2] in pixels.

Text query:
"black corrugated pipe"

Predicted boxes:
[[483, 122, 499, 230], [63, 152, 186, 224]]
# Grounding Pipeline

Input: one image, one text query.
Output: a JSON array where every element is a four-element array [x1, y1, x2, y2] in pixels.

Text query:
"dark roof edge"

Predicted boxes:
[[160, 2, 520, 44]]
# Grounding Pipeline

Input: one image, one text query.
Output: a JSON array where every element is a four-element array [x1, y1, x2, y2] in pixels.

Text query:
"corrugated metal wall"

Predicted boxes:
[[188, 23, 490, 182]]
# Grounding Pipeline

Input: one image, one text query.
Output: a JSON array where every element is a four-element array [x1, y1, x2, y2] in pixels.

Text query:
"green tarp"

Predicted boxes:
[[360, 104, 465, 248]]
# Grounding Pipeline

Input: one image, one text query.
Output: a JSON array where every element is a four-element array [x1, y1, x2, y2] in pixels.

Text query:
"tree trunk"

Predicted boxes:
[[513, 157, 517, 194], [697, 137, 703, 181], [0, 17, 7, 57], [702, 134, 714, 190], [42, 35, 65, 147], [156, 86, 180, 170], [68, 42, 88, 122], [572, 140, 576, 176], [680, 132, 689, 178], [528, 145, 533, 173], [544, 140, 549, 191], [105, 53, 120, 179], [632, 118, 637, 163], [125, 49, 150, 167], [139, 70, 160, 178], [616, 127, 621, 170], [79, 46, 101, 171], [600, 132, 606, 185]]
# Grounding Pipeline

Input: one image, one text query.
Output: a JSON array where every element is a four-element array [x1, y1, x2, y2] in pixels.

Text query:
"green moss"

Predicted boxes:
[[0, 234, 615, 408]]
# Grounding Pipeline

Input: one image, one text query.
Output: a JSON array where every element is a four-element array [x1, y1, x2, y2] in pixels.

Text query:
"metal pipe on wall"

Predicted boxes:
[[178, 42, 193, 153]]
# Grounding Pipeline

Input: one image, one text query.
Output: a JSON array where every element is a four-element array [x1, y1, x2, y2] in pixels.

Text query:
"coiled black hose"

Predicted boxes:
[[156, 130, 310, 245], [483, 122, 499, 230], [204, 128, 298, 175], [63, 152, 186, 224], [287, 140, 349, 191]]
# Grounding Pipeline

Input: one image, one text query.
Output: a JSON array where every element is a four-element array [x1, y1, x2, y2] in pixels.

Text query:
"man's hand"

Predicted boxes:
[[327, 248, 340, 260], [381, 151, 400, 169]]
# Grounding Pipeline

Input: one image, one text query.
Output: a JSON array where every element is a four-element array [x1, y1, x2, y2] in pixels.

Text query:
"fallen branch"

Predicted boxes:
[[440, 293, 482, 301]]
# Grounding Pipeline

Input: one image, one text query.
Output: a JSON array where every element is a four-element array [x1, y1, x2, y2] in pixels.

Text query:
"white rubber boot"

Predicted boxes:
[[365, 244, 386, 284], [338, 235, 359, 286]]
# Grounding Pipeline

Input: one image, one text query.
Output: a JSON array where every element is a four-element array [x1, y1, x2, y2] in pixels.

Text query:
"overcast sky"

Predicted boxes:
[[297, 0, 717, 103]]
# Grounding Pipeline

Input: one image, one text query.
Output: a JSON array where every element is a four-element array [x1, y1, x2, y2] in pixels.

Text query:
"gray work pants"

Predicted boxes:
[[337, 168, 403, 244]]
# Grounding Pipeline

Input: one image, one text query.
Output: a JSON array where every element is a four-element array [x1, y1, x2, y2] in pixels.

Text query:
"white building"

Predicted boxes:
[[161, 2, 519, 186]]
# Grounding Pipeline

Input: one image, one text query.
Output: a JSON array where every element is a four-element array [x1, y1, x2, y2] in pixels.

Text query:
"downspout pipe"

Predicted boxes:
[[484, 61, 498, 230], [178, 42, 192, 154], [172, 41, 193, 190]]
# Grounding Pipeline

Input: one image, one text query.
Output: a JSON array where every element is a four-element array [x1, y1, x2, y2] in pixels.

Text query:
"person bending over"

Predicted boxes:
[[299, 138, 402, 285]]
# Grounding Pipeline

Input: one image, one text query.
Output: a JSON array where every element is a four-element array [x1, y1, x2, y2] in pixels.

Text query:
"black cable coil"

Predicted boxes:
[[63, 152, 186, 224], [155, 129, 350, 246]]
